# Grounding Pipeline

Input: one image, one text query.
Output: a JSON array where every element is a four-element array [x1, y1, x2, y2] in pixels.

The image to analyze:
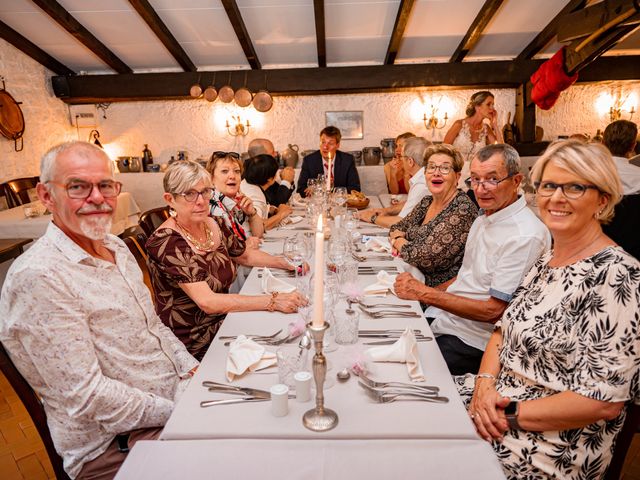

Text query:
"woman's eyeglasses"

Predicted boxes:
[[425, 163, 453, 175], [534, 181, 600, 199], [174, 188, 214, 203]]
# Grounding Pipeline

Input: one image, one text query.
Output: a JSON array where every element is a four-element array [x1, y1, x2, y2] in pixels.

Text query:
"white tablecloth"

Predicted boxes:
[[116, 439, 505, 480], [0, 192, 140, 240]]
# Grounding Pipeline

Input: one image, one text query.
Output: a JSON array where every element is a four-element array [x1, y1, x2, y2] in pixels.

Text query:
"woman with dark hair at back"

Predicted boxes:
[[241, 154, 292, 230]]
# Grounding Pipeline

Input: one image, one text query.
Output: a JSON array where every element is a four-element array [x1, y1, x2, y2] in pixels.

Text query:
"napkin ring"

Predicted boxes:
[[267, 292, 279, 312]]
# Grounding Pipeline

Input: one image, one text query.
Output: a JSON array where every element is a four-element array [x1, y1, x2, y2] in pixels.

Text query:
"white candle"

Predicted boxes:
[[312, 214, 324, 327], [326, 153, 332, 191]]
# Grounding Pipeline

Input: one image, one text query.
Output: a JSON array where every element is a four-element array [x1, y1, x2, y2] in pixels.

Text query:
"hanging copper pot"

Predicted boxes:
[[235, 87, 252, 107], [219, 72, 234, 103], [204, 86, 217, 102], [0, 80, 25, 152], [252, 90, 273, 112]]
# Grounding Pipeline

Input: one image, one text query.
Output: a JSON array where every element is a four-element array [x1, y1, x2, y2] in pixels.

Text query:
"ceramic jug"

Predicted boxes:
[[380, 138, 396, 163], [362, 147, 382, 166], [281, 144, 299, 168]]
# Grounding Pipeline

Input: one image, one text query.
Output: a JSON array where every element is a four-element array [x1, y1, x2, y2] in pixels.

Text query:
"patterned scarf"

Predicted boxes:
[[209, 190, 247, 240]]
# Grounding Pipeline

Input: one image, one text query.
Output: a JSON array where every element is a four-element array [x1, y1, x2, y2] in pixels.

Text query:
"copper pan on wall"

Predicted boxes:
[[0, 80, 25, 151], [203, 72, 217, 102], [234, 87, 252, 107], [253, 90, 273, 112], [219, 72, 234, 103]]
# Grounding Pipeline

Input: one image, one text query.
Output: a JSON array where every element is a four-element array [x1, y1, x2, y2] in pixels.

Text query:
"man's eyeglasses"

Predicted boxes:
[[465, 174, 514, 190], [47, 180, 122, 199], [425, 163, 454, 175], [174, 187, 214, 203], [213, 151, 240, 159], [534, 181, 600, 199]]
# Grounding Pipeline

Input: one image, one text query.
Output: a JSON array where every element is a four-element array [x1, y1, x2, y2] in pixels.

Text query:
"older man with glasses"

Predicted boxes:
[[0, 141, 199, 479], [394, 143, 551, 375]]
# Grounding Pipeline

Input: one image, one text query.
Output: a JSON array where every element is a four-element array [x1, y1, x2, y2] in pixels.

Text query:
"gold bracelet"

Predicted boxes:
[[267, 291, 279, 312]]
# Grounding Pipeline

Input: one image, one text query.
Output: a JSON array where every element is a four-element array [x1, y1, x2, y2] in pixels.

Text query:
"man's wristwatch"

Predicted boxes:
[[370, 213, 379, 224], [504, 401, 520, 430]]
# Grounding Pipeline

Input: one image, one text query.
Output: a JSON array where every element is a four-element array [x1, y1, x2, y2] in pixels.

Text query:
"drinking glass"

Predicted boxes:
[[277, 345, 308, 388], [334, 309, 359, 345], [333, 187, 348, 207]]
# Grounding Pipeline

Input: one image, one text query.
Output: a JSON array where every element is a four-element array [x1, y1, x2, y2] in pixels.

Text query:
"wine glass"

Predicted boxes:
[[283, 234, 311, 290], [333, 187, 348, 207]]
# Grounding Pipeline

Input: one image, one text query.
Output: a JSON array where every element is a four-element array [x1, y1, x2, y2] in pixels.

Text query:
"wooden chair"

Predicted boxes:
[[603, 194, 640, 261], [122, 234, 154, 296], [0, 238, 32, 263], [138, 206, 170, 238], [604, 403, 640, 480], [0, 342, 71, 480], [0, 183, 14, 210], [6, 176, 39, 208]]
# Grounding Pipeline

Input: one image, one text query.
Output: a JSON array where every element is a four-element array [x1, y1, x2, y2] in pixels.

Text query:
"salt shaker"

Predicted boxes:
[[270, 384, 289, 417]]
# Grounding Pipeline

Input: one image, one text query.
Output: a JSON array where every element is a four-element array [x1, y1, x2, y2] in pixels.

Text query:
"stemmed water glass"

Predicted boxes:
[[283, 234, 311, 291]]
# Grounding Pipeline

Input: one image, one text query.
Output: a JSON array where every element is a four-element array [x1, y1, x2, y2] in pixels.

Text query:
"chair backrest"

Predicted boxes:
[[604, 402, 640, 480], [0, 183, 13, 210], [6, 176, 39, 207], [122, 234, 154, 296], [0, 342, 71, 480], [603, 194, 640, 261], [138, 206, 170, 238]]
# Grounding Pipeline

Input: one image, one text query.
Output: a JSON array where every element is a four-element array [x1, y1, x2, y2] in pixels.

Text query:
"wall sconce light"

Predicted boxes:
[[423, 105, 448, 131], [226, 116, 250, 137], [596, 92, 637, 123], [609, 104, 636, 122], [89, 129, 103, 148]]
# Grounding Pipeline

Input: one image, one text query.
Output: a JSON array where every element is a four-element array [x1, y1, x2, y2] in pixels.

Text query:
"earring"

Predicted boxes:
[[169, 208, 177, 218], [594, 208, 604, 220]]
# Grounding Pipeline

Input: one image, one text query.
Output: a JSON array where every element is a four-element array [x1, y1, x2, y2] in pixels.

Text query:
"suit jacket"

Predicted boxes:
[[296, 150, 361, 196]]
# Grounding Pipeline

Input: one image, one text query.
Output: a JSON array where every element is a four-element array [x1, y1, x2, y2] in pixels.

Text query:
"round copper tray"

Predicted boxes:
[[253, 90, 273, 112], [234, 87, 252, 107], [0, 89, 24, 151], [218, 85, 235, 103]]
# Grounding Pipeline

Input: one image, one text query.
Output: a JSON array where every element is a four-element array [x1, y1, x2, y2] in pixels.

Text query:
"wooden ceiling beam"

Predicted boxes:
[[0, 19, 73, 75], [30, 0, 132, 74], [517, 0, 587, 60], [384, 0, 415, 65], [50, 55, 639, 104], [449, 0, 505, 63], [220, 0, 261, 69], [313, 0, 326, 67], [127, 0, 196, 72], [558, 0, 639, 43]]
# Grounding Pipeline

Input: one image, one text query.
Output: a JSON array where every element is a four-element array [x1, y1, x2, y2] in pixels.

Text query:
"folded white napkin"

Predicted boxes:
[[261, 267, 296, 293], [365, 237, 392, 253], [363, 270, 396, 297], [284, 215, 303, 225], [291, 193, 306, 207], [365, 328, 425, 382], [226, 335, 277, 381]]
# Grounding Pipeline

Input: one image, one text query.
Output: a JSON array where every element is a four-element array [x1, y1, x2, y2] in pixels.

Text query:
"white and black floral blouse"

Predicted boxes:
[[455, 246, 640, 479]]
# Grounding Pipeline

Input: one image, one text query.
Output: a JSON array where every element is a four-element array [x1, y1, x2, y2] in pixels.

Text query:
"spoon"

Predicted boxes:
[[297, 331, 312, 359], [337, 368, 351, 382]]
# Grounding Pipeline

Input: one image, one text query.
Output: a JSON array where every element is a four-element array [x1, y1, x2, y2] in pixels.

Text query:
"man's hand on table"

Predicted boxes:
[[357, 208, 383, 223], [394, 272, 429, 302]]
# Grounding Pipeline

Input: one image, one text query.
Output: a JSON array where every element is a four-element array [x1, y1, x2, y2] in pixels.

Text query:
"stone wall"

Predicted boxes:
[[0, 37, 638, 175], [0, 39, 75, 183]]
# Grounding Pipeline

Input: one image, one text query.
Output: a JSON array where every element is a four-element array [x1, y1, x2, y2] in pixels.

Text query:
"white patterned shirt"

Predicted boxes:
[[0, 222, 198, 478]]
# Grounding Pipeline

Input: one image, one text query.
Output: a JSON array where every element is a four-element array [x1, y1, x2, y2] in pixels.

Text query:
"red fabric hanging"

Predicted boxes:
[[530, 47, 579, 110]]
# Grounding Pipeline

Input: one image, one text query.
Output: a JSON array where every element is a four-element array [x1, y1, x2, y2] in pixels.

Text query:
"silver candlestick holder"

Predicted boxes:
[[303, 322, 338, 432]]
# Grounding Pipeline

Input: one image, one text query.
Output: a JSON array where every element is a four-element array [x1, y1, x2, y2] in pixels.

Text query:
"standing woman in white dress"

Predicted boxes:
[[444, 91, 503, 188]]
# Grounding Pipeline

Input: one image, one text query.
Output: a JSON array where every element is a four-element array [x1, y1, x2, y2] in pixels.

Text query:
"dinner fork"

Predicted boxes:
[[358, 373, 440, 393], [359, 382, 449, 403], [218, 329, 283, 341], [358, 302, 412, 309], [358, 306, 420, 318]]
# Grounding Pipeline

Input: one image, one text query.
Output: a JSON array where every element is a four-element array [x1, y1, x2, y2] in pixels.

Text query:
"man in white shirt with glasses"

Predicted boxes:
[[394, 143, 550, 375]]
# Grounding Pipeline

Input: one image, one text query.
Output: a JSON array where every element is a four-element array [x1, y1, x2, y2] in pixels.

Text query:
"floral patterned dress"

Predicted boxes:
[[455, 246, 640, 479], [146, 217, 246, 360], [390, 190, 478, 287]]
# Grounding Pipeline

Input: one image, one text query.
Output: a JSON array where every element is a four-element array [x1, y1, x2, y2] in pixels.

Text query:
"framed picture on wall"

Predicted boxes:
[[325, 111, 364, 140]]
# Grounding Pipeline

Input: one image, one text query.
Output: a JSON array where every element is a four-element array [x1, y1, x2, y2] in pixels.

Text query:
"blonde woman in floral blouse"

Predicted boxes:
[[390, 144, 478, 287], [146, 161, 306, 360], [456, 140, 640, 479]]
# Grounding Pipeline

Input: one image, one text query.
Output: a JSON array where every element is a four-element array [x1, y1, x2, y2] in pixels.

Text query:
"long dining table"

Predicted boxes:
[[117, 204, 506, 479]]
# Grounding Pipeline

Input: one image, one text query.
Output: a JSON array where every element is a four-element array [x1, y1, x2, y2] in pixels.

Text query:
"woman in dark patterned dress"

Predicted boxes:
[[146, 161, 307, 360], [389, 144, 478, 287], [456, 140, 640, 479]]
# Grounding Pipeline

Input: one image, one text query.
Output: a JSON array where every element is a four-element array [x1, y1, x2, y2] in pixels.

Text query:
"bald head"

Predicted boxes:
[[248, 138, 275, 157]]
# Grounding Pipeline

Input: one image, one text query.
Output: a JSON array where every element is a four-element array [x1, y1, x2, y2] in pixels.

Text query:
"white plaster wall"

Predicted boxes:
[[536, 80, 640, 141], [0, 39, 75, 183], [98, 88, 516, 163]]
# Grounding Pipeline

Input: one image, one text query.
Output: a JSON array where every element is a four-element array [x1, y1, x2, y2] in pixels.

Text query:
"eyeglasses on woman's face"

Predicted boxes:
[[425, 163, 453, 175], [534, 181, 600, 199], [174, 187, 214, 203]]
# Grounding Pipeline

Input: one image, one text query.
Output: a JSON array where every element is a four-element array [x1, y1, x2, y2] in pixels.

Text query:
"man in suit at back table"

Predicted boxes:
[[296, 126, 361, 196]]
